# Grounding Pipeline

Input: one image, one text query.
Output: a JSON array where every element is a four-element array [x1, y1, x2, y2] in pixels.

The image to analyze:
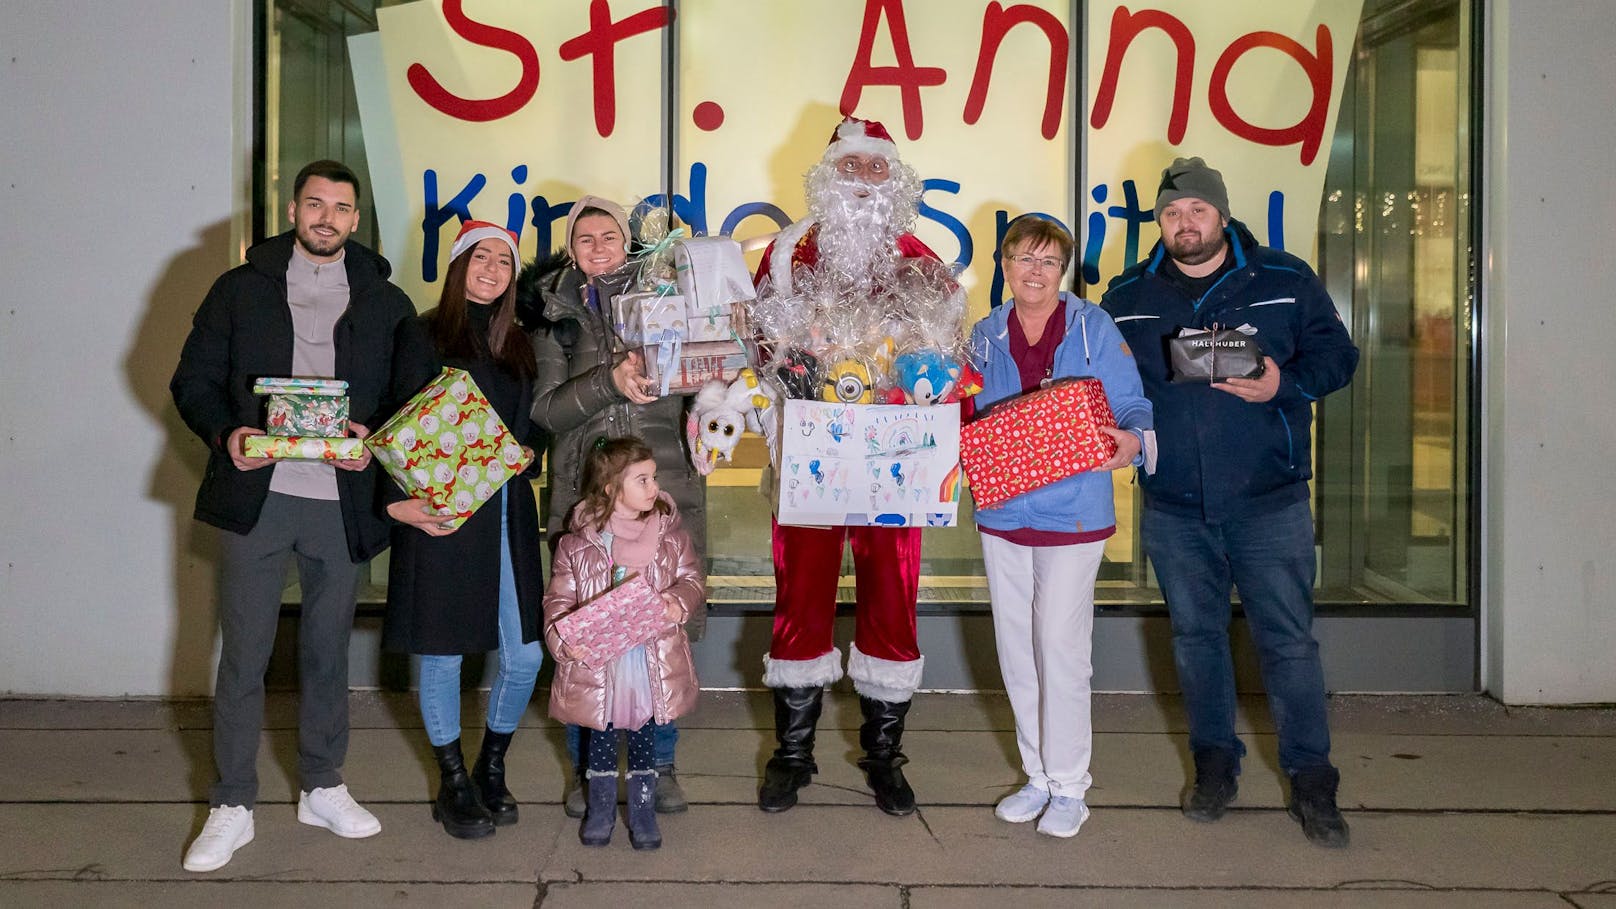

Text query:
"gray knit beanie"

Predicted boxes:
[[1153, 156, 1231, 221]]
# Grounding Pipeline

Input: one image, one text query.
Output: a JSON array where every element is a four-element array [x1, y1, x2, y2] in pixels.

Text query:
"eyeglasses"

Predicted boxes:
[[835, 155, 889, 180], [1008, 254, 1064, 272]]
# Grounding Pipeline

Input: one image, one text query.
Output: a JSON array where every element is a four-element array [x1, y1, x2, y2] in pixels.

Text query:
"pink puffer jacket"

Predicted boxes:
[[543, 494, 703, 731]]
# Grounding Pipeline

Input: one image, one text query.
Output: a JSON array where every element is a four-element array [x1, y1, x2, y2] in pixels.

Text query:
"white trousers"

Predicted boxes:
[[980, 533, 1105, 798]]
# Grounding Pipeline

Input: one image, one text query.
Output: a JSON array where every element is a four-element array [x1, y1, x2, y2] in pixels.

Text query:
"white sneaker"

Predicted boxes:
[[298, 784, 381, 839], [1036, 795, 1090, 838], [994, 783, 1051, 823], [183, 805, 254, 872]]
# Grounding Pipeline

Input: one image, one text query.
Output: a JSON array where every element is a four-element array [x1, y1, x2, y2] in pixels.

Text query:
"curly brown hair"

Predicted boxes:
[[574, 436, 670, 531]]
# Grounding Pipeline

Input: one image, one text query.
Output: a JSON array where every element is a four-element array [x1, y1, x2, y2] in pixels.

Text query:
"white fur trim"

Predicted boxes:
[[847, 643, 924, 702], [766, 218, 815, 297], [762, 648, 844, 689], [825, 121, 899, 163], [449, 224, 520, 270]]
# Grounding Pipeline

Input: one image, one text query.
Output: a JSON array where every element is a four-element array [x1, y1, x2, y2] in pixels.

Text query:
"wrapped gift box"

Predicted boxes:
[[364, 367, 532, 530], [673, 235, 754, 339], [551, 575, 668, 670], [775, 400, 962, 527], [242, 435, 365, 461], [613, 289, 739, 344], [252, 377, 351, 437], [959, 377, 1118, 509], [252, 377, 348, 396], [265, 393, 349, 437], [612, 291, 688, 345], [639, 338, 751, 395]]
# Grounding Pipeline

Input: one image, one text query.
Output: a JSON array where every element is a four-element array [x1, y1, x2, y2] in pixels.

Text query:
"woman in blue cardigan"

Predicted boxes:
[[967, 218, 1153, 838]]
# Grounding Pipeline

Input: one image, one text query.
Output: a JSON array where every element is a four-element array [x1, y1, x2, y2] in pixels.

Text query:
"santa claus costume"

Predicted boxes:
[[751, 117, 944, 817]]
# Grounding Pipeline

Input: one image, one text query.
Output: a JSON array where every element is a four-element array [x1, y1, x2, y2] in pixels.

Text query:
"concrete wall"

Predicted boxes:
[[1483, 0, 1616, 704], [1, 1, 1612, 701], [0, 2, 248, 695]]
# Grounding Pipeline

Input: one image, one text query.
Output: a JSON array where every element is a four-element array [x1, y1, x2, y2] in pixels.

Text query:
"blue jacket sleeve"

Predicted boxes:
[[1273, 267, 1358, 406], [1087, 308, 1153, 465]]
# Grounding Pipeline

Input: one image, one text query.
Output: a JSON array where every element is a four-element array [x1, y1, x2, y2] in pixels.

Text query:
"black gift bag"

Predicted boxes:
[[1167, 328, 1266, 383]]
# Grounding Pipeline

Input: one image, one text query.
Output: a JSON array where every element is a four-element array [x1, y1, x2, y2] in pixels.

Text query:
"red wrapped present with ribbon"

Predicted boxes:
[[959, 377, 1118, 509]]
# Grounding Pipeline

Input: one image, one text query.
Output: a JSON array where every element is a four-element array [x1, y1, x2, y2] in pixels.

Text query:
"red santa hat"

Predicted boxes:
[[448, 220, 521, 272], [822, 116, 899, 163]]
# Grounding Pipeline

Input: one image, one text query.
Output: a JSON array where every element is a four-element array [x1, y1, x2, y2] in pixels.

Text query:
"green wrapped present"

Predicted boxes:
[[366, 367, 532, 529], [265, 393, 350, 437], [242, 435, 365, 460]]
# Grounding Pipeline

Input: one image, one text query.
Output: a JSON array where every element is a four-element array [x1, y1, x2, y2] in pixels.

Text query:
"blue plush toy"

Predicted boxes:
[[893, 348, 962, 406]]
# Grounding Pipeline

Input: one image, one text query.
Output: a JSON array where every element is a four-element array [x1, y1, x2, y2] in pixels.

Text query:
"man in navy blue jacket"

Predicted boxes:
[[1102, 157, 1358, 847]]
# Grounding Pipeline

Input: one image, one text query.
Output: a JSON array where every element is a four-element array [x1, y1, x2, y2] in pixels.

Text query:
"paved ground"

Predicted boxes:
[[2, 689, 1613, 907]]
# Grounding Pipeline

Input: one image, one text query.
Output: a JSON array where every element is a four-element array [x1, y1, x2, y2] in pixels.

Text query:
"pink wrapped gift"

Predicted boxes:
[[552, 576, 667, 669]]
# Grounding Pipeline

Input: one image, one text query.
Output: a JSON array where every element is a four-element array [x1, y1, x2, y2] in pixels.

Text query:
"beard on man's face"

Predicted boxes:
[[805, 164, 914, 288], [1163, 226, 1227, 268]]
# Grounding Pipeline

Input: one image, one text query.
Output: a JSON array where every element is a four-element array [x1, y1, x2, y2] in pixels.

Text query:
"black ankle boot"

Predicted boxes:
[[1182, 747, 1240, 822], [430, 740, 495, 839], [1289, 765, 1350, 847], [857, 696, 916, 816], [758, 686, 824, 813], [471, 728, 518, 826]]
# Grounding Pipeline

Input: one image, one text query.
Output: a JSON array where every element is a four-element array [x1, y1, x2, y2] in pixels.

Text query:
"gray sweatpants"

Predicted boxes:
[[210, 492, 361, 808]]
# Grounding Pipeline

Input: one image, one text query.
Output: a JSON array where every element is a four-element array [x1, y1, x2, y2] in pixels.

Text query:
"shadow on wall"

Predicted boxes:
[[122, 218, 237, 698]]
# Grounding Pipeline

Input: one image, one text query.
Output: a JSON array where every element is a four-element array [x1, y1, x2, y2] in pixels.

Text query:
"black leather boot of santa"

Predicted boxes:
[[857, 696, 917, 816], [757, 686, 824, 813]]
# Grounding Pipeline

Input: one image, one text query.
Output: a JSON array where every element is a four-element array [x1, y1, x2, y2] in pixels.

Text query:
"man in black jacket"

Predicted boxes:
[[1102, 157, 1359, 848], [171, 160, 418, 872]]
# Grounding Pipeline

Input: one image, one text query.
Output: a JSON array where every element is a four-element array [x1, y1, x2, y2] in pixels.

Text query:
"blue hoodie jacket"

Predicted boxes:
[[968, 292, 1153, 536], [1101, 220, 1358, 522]]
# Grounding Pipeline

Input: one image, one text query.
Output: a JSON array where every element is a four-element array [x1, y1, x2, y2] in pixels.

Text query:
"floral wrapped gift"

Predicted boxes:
[[958, 377, 1118, 509], [242, 435, 365, 460], [365, 367, 532, 530], [551, 576, 667, 670]]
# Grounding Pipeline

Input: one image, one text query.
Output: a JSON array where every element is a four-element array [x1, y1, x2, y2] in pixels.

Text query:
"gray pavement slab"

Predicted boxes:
[[10, 722, 1615, 813], [910, 887, 1575, 908], [0, 881, 541, 908], [540, 881, 900, 908], [538, 805, 1616, 891], [0, 804, 564, 883]]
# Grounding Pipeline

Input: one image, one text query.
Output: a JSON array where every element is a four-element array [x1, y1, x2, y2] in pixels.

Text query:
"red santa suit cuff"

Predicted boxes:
[[848, 643, 924, 702], [762, 648, 844, 690]]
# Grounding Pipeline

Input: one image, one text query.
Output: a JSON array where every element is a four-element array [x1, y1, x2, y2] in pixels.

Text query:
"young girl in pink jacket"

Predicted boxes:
[[543, 437, 704, 850]]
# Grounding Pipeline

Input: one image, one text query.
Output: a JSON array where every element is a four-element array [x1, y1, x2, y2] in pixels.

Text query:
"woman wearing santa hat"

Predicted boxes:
[[518, 196, 707, 820], [382, 220, 549, 840]]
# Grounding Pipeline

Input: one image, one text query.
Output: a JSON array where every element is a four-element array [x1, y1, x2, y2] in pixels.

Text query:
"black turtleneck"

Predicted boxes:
[[466, 301, 522, 426]]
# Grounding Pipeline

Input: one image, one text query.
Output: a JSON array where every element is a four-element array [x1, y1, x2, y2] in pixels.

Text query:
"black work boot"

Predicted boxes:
[[856, 696, 917, 816], [1182, 748, 1240, 822], [430, 740, 495, 839], [626, 772, 662, 850], [1288, 766, 1350, 847], [758, 686, 824, 813], [471, 728, 518, 826], [579, 773, 617, 846]]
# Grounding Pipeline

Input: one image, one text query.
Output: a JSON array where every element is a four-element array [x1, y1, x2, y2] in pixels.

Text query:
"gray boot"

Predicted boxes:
[[563, 766, 587, 819], [579, 774, 616, 847], [653, 764, 688, 813], [626, 772, 662, 850]]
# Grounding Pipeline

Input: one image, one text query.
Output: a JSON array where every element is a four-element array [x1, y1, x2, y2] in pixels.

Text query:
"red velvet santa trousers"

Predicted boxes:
[[769, 518, 923, 663]]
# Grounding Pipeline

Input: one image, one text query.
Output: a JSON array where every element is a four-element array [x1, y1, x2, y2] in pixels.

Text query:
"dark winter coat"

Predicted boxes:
[[517, 254, 708, 639], [380, 310, 549, 655], [169, 231, 419, 562], [1101, 220, 1359, 523]]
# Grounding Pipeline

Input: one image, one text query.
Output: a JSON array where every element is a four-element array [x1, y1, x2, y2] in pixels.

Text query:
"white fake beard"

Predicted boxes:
[[804, 161, 922, 297]]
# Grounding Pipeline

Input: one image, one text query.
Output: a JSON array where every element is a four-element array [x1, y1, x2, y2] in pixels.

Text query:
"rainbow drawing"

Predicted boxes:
[[938, 463, 962, 503]]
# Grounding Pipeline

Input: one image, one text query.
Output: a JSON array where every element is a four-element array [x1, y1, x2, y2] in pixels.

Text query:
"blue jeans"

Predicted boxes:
[[418, 490, 545, 747], [1141, 500, 1332, 776], [566, 720, 677, 768]]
